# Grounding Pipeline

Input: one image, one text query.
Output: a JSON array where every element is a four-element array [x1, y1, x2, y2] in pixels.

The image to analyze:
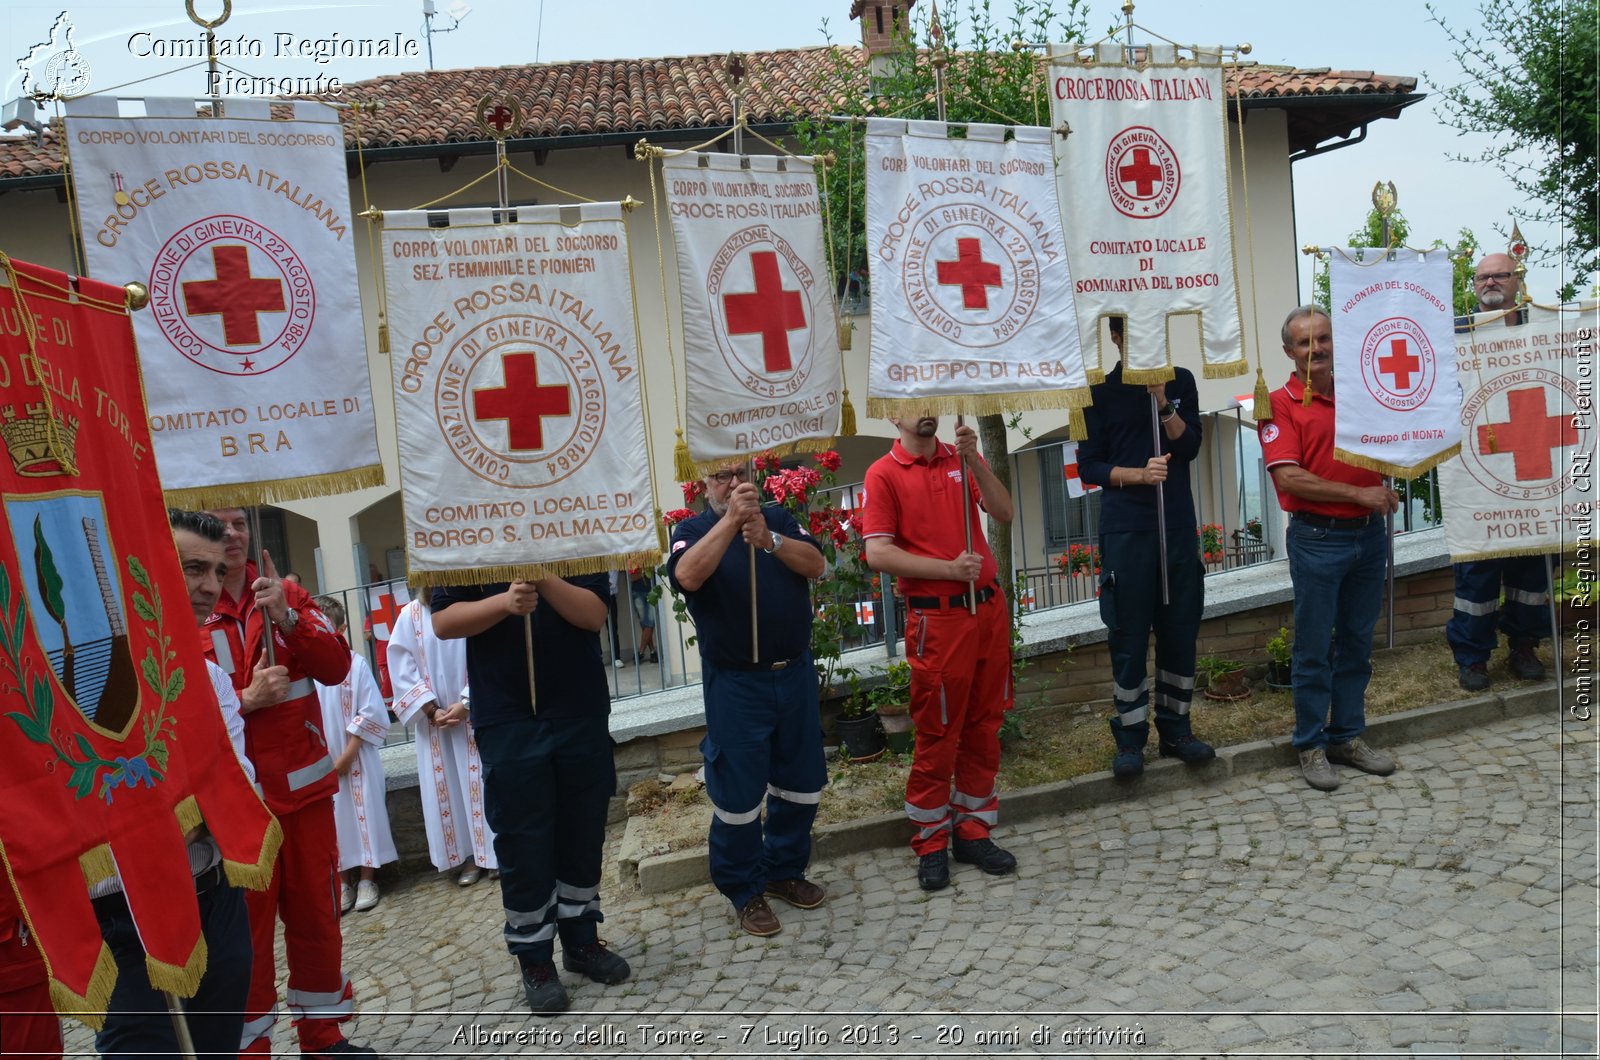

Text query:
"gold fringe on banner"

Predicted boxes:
[[1119, 366, 1178, 386], [1085, 367, 1107, 385], [866, 387, 1092, 421], [689, 436, 838, 479], [174, 795, 202, 836], [839, 389, 858, 436], [1252, 368, 1274, 423], [162, 464, 386, 511], [223, 816, 284, 893], [406, 550, 664, 593], [78, 843, 116, 888], [1332, 443, 1462, 479], [49, 944, 119, 1031], [1202, 359, 1252, 380], [145, 936, 206, 999], [1067, 405, 1088, 441], [673, 430, 697, 483], [1452, 540, 1592, 565]]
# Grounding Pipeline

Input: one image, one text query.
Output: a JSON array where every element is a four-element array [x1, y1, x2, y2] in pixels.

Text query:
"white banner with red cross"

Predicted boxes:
[[1438, 303, 1598, 561], [864, 118, 1089, 418], [1061, 440, 1100, 499], [380, 205, 659, 585], [663, 152, 841, 469], [63, 96, 382, 507], [1329, 248, 1462, 476], [1047, 49, 1246, 384]]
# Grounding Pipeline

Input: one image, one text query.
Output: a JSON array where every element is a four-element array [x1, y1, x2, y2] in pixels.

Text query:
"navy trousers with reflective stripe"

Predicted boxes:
[[1447, 558, 1551, 666], [477, 713, 614, 964], [1099, 529, 1204, 731], [701, 657, 827, 909]]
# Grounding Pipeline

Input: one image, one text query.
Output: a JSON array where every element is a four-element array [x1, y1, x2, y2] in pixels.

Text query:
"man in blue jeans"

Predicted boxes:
[[1261, 306, 1402, 791]]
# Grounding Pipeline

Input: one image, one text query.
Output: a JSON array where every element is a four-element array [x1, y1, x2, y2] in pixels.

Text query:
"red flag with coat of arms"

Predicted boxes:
[[0, 256, 279, 1025]]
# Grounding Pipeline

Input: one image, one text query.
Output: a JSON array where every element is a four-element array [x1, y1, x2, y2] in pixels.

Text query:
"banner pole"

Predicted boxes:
[[1376, 185, 1398, 649], [1150, 394, 1170, 605], [248, 507, 276, 668], [928, 2, 976, 616], [163, 991, 198, 1060], [524, 609, 537, 715], [748, 455, 760, 663]]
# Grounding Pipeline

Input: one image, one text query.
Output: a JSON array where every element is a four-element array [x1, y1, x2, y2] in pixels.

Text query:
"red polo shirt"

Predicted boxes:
[[861, 438, 998, 596], [1261, 373, 1382, 518]]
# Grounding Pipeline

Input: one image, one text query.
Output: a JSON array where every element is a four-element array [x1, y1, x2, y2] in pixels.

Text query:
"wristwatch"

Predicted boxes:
[[763, 530, 784, 554], [1159, 402, 1176, 418], [280, 607, 300, 632]]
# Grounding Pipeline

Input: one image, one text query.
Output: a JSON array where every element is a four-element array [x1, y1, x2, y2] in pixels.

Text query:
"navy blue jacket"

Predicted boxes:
[[1078, 362, 1202, 534]]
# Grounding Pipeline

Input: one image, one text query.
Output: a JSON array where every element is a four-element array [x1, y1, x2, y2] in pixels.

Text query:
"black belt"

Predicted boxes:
[[712, 657, 794, 672], [908, 584, 997, 610], [1294, 512, 1373, 530]]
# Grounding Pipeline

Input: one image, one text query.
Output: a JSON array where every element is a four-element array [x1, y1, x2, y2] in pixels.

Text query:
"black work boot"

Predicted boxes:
[[1156, 717, 1216, 764], [1109, 716, 1148, 777]]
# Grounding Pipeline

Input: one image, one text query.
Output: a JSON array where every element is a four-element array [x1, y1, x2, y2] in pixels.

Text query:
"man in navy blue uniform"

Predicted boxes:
[[431, 574, 629, 1016], [1079, 316, 1216, 776], [1449, 253, 1550, 691], [668, 462, 828, 937]]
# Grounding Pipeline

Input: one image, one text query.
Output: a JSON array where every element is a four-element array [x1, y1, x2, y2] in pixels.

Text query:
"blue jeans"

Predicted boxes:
[[1286, 517, 1387, 750]]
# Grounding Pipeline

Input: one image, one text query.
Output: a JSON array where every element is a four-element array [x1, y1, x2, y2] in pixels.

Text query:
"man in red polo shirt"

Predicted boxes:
[[862, 417, 1015, 891], [1261, 307, 1401, 792]]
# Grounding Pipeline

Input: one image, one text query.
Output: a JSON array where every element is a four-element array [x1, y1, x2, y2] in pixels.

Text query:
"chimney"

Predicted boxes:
[[851, 1, 915, 58]]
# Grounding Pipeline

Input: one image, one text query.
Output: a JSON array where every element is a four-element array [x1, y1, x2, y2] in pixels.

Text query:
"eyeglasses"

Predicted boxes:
[[1474, 272, 1513, 283], [709, 468, 750, 485]]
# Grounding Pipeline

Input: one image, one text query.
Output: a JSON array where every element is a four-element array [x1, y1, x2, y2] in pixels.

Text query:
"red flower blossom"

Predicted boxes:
[[663, 508, 695, 527], [681, 479, 706, 504], [814, 450, 842, 472]]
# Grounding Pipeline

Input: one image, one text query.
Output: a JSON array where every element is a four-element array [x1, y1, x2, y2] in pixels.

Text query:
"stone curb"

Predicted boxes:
[[632, 679, 1573, 895]]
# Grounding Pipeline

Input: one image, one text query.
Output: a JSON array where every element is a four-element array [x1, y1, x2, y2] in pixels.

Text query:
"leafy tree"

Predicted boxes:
[[1425, 0, 1599, 298], [794, 0, 1091, 588]]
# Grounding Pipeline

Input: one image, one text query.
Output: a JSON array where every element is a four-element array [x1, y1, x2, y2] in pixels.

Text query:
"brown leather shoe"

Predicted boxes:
[[737, 895, 782, 937], [764, 878, 826, 909]]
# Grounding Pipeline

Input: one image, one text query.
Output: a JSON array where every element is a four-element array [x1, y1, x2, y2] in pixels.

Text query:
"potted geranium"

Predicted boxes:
[[1199, 654, 1249, 701], [870, 661, 914, 754], [1198, 523, 1225, 568]]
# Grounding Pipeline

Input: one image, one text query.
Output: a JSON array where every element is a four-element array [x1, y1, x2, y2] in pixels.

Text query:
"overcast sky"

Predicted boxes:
[[2, 0, 1571, 301]]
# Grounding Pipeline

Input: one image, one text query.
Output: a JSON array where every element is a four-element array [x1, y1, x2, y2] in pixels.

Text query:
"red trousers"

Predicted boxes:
[[242, 800, 352, 1055], [903, 593, 1012, 855], [0, 928, 60, 1058]]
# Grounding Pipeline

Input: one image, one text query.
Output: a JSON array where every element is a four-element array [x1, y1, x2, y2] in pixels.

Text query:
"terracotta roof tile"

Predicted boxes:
[[0, 48, 1417, 180]]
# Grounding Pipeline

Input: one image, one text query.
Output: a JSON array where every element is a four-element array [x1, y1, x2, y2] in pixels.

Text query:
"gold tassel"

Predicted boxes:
[[1252, 367, 1273, 423], [1302, 373, 1314, 408], [673, 429, 697, 482], [377, 322, 390, 354], [655, 507, 669, 552], [839, 389, 858, 437], [1067, 405, 1087, 441]]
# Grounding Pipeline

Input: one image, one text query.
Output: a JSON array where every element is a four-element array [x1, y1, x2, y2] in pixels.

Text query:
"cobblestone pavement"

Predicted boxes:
[[65, 710, 1599, 1057]]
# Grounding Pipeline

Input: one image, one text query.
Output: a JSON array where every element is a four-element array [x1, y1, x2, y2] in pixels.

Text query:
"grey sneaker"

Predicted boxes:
[[1298, 747, 1339, 791], [1326, 738, 1395, 776]]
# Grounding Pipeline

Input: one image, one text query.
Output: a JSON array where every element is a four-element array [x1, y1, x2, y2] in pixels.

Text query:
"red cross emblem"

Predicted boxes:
[[485, 105, 515, 133], [181, 245, 286, 346], [1377, 337, 1422, 391], [1477, 386, 1580, 481], [723, 251, 806, 373], [1061, 441, 1099, 499], [936, 238, 1003, 310], [1117, 147, 1164, 198], [472, 353, 572, 451], [367, 589, 403, 642]]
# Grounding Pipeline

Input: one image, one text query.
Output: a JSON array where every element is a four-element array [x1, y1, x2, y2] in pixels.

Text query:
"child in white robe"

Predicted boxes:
[[313, 597, 399, 912]]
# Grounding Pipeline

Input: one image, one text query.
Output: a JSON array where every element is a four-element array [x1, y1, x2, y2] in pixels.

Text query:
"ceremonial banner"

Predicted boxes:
[[1330, 249, 1462, 475], [0, 256, 278, 1024], [664, 152, 841, 466], [63, 97, 382, 507], [1049, 47, 1246, 382], [382, 205, 658, 585], [866, 119, 1089, 417], [1439, 303, 1598, 561]]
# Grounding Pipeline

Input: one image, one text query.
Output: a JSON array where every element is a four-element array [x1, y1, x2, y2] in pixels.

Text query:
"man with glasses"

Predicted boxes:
[[668, 461, 829, 936], [1447, 253, 1551, 691]]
